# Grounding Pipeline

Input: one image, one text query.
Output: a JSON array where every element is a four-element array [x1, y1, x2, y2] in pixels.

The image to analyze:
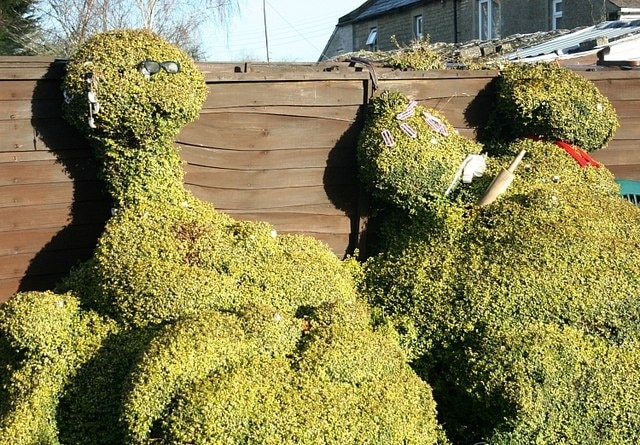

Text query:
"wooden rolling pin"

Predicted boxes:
[[478, 149, 526, 207]]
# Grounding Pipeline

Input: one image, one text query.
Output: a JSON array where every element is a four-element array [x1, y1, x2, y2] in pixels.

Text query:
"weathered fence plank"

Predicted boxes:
[[179, 113, 354, 150], [184, 165, 353, 189], [180, 145, 356, 170], [204, 80, 366, 108]]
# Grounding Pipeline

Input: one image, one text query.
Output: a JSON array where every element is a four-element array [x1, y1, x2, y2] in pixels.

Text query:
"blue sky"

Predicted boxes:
[[203, 0, 365, 62]]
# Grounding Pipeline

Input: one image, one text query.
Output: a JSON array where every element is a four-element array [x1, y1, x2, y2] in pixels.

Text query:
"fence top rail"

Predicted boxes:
[[0, 56, 638, 82]]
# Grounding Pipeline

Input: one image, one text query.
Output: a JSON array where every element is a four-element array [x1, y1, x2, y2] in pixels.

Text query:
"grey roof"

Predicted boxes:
[[353, 0, 423, 22], [337, 0, 375, 24], [505, 19, 640, 60], [609, 0, 640, 8]]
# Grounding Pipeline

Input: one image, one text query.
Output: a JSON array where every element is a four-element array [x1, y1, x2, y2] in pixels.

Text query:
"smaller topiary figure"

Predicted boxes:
[[357, 90, 485, 215], [357, 64, 640, 444]]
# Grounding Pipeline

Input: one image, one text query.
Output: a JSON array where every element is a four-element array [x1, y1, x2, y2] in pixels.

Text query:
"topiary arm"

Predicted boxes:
[[122, 307, 301, 444], [0, 292, 116, 444]]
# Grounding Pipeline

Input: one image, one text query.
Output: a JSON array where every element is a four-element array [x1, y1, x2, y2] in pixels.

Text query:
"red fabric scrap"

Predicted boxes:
[[528, 136, 600, 168]]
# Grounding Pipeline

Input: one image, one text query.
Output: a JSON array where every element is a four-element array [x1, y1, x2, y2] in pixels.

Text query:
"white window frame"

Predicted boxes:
[[478, 0, 500, 40], [414, 15, 423, 39], [366, 27, 378, 50], [552, 0, 563, 30]]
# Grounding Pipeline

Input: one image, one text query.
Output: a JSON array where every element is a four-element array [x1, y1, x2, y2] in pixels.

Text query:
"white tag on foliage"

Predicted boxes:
[[445, 154, 486, 196], [462, 154, 487, 184]]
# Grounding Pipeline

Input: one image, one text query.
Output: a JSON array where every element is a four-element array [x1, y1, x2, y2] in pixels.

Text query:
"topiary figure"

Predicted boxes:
[[357, 65, 640, 444], [0, 29, 445, 444]]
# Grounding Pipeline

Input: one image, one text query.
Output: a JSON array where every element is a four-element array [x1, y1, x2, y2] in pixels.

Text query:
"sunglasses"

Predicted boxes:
[[138, 60, 181, 75]]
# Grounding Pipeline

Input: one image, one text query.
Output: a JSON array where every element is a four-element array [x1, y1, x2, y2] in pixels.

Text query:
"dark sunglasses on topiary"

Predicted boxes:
[[138, 60, 181, 75]]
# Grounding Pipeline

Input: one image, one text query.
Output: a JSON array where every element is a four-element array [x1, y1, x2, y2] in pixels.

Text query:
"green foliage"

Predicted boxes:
[[357, 90, 483, 213], [489, 62, 619, 151], [0, 292, 116, 445], [59, 197, 358, 328], [498, 138, 619, 198], [48, 290, 443, 445], [471, 324, 640, 445], [157, 299, 446, 445], [387, 35, 446, 71], [61, 29, 207, 207], [2, 29, 445, 445], [0, 291, 115, 359], [121, 307, 304, 444], [57, 327, 160, 445], [121, 311, 251, 444], [356, 61, 640, 443], [62, 29, 206, 143], [0, 0, 37, 55], [360, 139, 640, 442]]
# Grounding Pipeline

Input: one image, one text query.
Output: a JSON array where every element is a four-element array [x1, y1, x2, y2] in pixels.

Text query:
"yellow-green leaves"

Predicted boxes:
[[491, 62, 619, 151], [61, 29, 207, 207], [358, 90, 483, 213]]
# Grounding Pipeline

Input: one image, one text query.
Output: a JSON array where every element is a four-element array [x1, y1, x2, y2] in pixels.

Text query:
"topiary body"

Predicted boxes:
[[0, 29, 444, 444]]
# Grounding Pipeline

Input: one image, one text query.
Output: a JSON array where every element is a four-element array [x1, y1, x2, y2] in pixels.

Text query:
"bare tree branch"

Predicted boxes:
[[30, 0, 238, 57]]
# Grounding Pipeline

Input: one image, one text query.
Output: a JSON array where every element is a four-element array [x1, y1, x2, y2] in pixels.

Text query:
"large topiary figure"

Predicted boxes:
[[0, 29, 445, 444], [358, 63, 640, 444]]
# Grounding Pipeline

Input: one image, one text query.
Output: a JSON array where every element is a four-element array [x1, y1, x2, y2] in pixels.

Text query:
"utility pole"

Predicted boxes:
[[263, 0, 270, 62]]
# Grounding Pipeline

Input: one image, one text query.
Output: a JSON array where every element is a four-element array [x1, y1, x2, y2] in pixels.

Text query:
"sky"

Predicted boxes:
[[202, 0, 365, 62]]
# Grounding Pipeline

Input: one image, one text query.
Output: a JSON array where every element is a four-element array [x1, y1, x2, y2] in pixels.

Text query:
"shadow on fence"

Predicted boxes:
[[18, 64, 110, 293]]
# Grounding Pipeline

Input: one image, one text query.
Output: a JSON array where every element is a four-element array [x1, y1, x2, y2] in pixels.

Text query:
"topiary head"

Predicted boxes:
[[357, 90, 483, 214], [489, 62, 619, 151], [62, 29, 207, 145], [62, 29, 208, 207]]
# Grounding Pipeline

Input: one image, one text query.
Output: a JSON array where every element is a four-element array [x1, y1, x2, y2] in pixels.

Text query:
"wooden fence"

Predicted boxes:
[[1, 56, 639, 302]]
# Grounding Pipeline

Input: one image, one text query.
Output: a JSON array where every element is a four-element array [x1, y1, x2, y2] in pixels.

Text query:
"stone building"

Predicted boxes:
[[320, 0, 640, 61]]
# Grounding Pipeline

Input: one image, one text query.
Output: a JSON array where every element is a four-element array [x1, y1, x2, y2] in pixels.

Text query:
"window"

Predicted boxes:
[[366, 27, 378, 50], [552, 0, 563, 29], [478, 0, 501, 40], [414, 15, 423, 39]]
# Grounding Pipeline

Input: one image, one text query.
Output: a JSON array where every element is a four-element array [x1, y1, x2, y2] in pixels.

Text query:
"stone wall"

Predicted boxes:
[[349, 0, 612, 52], [424, 1, 459, 42], [321, 25, 354, 61], [564, 0, 608, 29]]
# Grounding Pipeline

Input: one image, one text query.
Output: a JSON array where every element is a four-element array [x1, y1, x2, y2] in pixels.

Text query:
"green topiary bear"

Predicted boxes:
[[357, 64, 640, 444], [0, 29, 446, 444]]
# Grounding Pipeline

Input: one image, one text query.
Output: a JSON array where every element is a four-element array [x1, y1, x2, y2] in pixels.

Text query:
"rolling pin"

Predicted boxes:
[[478, 149, 526, 207]]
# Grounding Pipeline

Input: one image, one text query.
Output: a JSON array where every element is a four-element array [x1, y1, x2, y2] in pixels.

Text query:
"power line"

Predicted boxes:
[[265, 0, 323, 53]]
